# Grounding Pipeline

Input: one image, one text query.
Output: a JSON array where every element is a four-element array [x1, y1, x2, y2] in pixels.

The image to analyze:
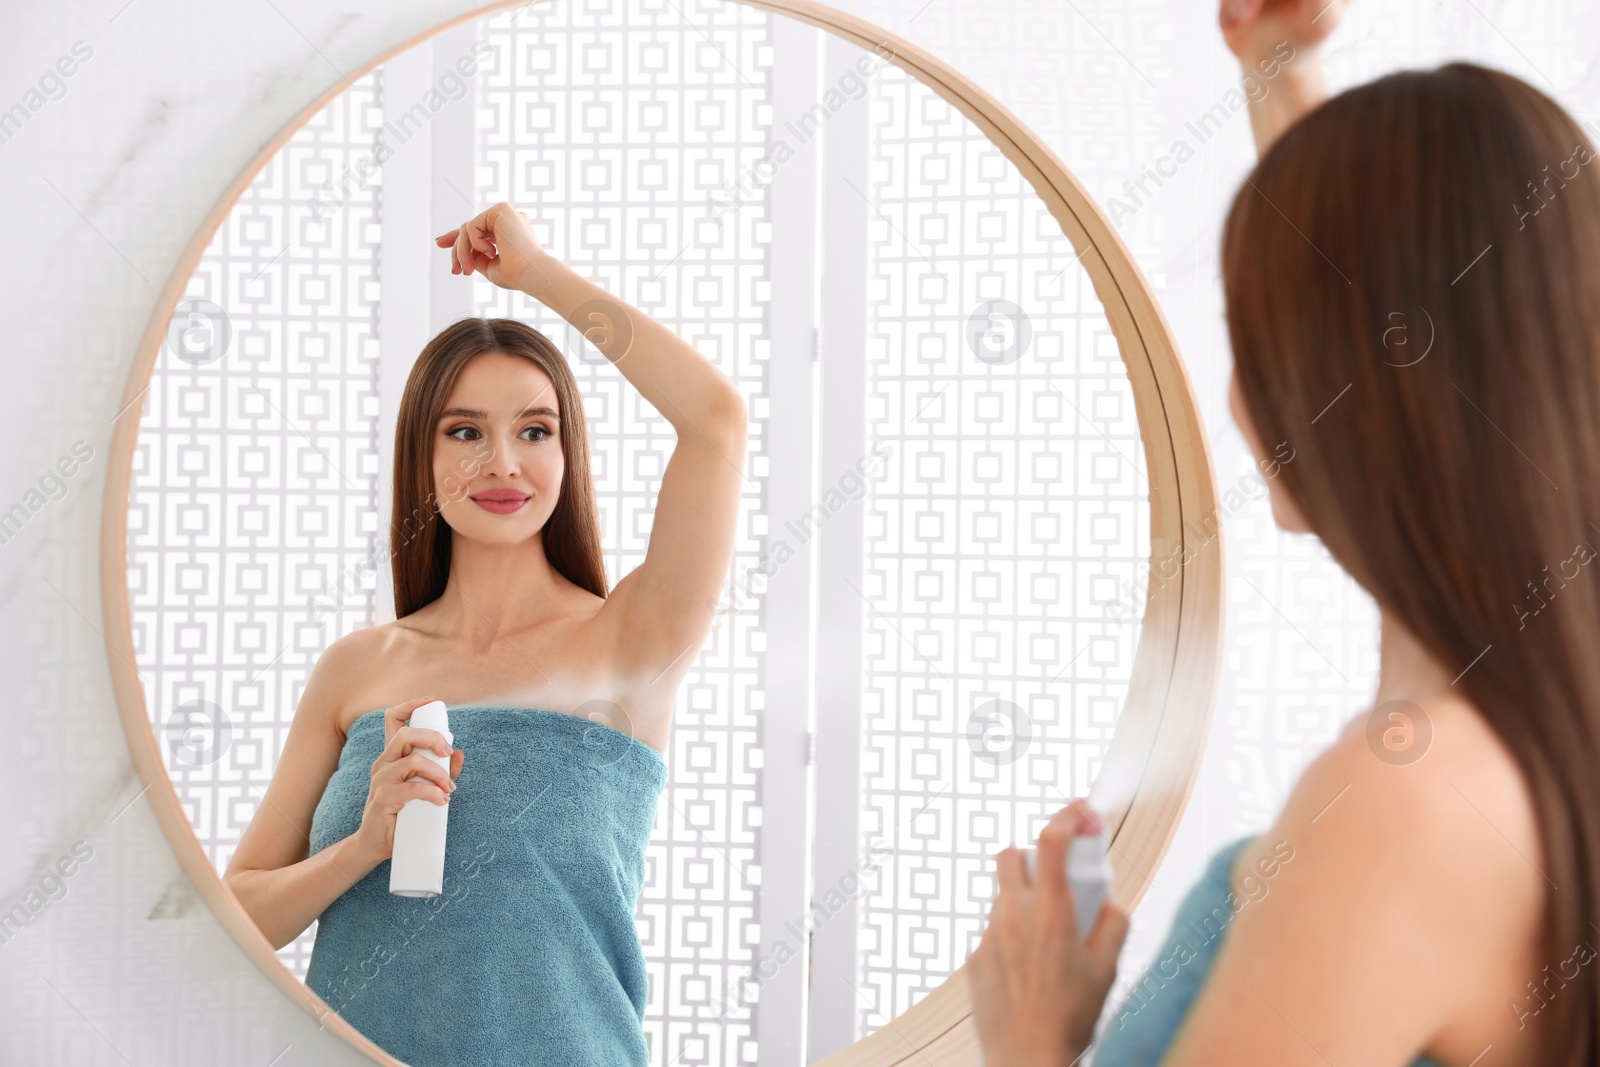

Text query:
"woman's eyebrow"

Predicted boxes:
[[437, 405, 560, 420]]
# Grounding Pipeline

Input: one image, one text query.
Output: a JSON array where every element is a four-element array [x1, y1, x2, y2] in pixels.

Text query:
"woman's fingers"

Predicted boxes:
[[1035, 799, 1101, 901], [382, 695, 439, 747], [446, 208, 492, 276], [995, 845, 1029, 895], [381, 750, 454, 793], [407, 780, 450, 806], [438, 203, 538, 283], [390, 775, 449, 806], [436, 228, 464, 273], [468, 210, 497, 257], [438, 203, 547, 288], [456, 216, 482, 274], [381, 722, 452, 765]]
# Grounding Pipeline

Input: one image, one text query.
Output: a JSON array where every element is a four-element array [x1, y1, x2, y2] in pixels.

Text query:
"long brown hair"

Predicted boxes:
[[389, 317, 608, 618], [1223, 62, 1600, 1063]]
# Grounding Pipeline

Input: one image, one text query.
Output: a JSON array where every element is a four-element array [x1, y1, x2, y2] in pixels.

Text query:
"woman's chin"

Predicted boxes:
[[446, 515, 543, 544]]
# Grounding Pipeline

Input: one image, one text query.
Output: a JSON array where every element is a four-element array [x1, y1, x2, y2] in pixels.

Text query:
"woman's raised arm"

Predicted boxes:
[[437, 204, 748, 700], [1221, 0, 1345, 155]]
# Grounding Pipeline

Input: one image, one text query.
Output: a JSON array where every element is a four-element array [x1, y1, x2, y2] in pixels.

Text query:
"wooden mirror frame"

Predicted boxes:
[[98, 0, 1224, 1063]]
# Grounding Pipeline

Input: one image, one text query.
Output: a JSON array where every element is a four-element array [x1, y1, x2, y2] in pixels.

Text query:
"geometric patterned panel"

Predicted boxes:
[[856, 61, 1147, 1033], [127, 71, 384, 982], [469, 6, 772, 1065]]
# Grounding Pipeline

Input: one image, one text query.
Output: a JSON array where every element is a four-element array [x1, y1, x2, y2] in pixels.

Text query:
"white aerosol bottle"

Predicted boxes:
[[389, 700, 452, 898], [1024, 830, 1113, 938]]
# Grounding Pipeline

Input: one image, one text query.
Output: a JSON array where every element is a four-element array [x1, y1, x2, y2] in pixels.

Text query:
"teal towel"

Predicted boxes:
[[304, 705, 667, 1067], [1091, 834, 1446, 1067]]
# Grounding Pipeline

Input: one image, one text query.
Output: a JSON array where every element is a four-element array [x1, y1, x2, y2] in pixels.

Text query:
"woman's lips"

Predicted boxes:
[[470, 492, 530, 515]]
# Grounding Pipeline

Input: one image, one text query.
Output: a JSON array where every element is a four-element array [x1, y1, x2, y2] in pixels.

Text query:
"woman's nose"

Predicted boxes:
[[478, 435, 521, 477]]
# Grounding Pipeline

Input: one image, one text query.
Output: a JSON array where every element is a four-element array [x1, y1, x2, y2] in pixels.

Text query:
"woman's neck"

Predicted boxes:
[[429, 533, 569, 644], [1373, 610, 1457, 709]]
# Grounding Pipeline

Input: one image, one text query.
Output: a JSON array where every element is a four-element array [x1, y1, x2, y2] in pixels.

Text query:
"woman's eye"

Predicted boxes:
[[443, 425, 549, 442]]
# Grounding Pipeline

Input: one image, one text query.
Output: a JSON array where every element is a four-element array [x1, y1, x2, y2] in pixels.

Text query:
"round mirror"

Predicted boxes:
[[105, 0, 1221, 1063]]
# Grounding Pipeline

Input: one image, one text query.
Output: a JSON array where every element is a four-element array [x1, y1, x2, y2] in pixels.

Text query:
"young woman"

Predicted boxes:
[[970, 1, 1600, 1065], [221, 202, 747, 1067]]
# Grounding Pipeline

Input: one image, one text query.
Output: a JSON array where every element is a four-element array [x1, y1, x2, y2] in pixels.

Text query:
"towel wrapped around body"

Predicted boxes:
[[304, 704, 667, 1067]]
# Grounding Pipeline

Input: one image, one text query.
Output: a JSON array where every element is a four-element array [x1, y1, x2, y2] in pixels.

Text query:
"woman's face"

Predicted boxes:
[[433, 351, 564, 546], [1228, 368, 1312, 534]]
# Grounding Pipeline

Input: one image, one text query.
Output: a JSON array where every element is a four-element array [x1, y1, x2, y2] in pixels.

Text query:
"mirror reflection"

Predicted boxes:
[[126, 2, 1149, 1063]]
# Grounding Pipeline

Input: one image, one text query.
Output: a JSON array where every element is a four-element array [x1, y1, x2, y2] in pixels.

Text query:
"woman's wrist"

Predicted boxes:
[[515, 251, 566, 298], [1272, 49, 1328, 103], [333, 830, 383, 882]]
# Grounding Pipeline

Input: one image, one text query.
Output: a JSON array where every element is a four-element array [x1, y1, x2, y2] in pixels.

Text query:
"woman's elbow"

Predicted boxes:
[[708, 387, 748, 445]]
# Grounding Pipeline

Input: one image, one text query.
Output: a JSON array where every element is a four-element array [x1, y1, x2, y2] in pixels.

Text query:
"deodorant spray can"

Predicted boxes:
[[389, 700, 452, 897]]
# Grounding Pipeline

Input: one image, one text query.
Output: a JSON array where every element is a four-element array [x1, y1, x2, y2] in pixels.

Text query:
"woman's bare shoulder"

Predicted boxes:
[[1326, 690, 1539, 840], [310, 621, 417, 735], [316, 621, 415, 677], [1309, 690, 1542, 879]]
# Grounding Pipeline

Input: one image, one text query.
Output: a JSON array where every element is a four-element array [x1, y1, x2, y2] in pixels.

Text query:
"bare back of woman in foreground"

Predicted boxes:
[[221, 202, 747, 954]]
